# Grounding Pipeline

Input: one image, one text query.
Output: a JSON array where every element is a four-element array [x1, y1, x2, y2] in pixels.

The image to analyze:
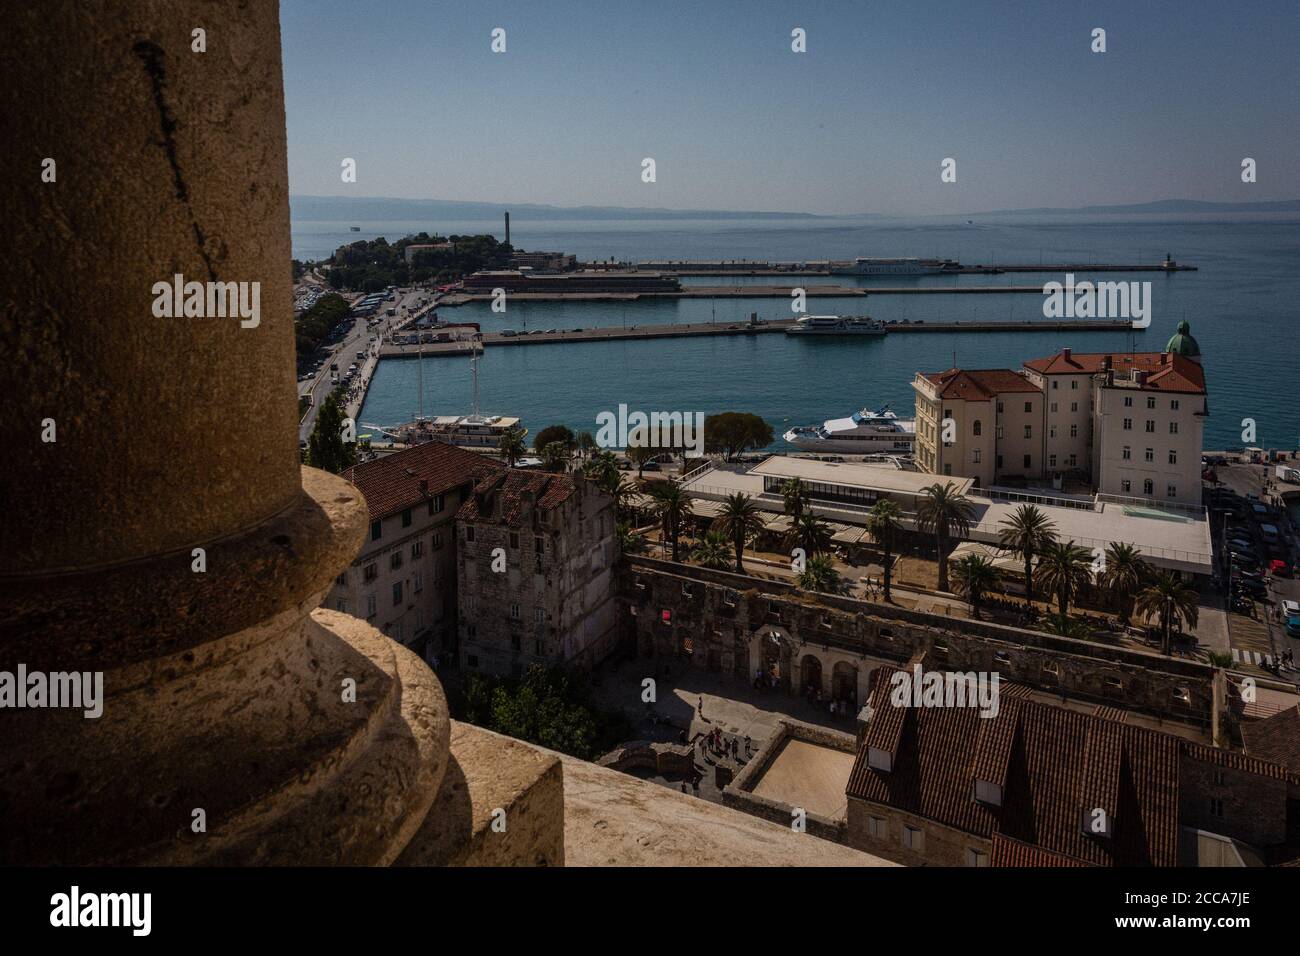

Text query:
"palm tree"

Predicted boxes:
[[951, 554, 1001, 620], [713, 492, 764, 574], [1134, 572, 1199, 655], [781, 478, 810, 523], [498, 425, 526, 468], [1035, 540, 1094, 618], [996, 504, 1056, 603], [616, 521, 647, 555], [1100, 542, 1148, 625], [797, 554, 844, 594], [786, 511, 832, 557], [1037, 612, 1094, 640], [691, 531, 732, 570], [648, 481, 693, 562], [582, 449, 619, 487], [576, 431, 597, 460], [915, 481, 975, 592], [540, 440, 569, 473], [865, 499, 903, 603]]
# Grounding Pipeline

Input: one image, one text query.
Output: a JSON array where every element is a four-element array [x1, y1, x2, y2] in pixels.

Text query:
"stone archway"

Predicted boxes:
[[800, 654, 824, 698], [833, 661, 860, 709], [748, 625, 793, 694]]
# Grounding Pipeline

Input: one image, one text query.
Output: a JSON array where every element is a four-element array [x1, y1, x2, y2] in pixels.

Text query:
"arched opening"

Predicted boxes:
[[833, 661, 860, 714], [800, 654, 824, 699], [749, 626, 792, 693], [973, 419, 982, 436]]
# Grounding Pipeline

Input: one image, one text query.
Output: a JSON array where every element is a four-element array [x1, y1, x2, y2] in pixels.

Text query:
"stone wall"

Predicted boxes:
[[846, 800, 989, 866]]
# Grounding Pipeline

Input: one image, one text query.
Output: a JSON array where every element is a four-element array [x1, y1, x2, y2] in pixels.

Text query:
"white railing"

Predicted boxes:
[[1096, 493, 1207, 519]]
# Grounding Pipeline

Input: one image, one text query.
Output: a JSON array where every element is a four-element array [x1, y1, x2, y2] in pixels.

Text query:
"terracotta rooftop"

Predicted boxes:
[[990, 833, 1090, 867], [1023, 350, 1206, 394], [849, 666, 1182, 866], [342, 441, 503, 522], [1241, 706, 1300, 774], [457, 468, 580, 527], [921, 368, 1040, 401]]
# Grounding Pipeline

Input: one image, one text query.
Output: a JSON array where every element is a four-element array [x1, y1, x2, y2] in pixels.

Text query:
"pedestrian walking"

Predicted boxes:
[[697, 696, 704, 717]]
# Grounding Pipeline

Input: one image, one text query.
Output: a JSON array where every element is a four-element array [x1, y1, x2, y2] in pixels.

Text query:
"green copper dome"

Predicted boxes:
[[1165, 319, 1200, 357]]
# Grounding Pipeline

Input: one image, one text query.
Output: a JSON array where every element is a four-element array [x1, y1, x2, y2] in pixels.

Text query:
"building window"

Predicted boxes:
[[972, 449, 981, 464], [370, 519, 382, 542], [401, 508, 412, 528], [1070, 402, 1078, 413], [867, 816, 886, 839], [1143, 479, 1154, 495], [510, 531, 520, 549], [1212, 769, 1225, 786], [1051, 380, 1058, 390], [1169, 421, 1179, 434], [1050, 402, 1058, 413], [996, 401, 1004, 413], [366, 594, 376, 618], [1122, 446, 1131, 460], [943, 464, 952, 476], [392, 581, 402, 606], [995, 426, 1004, 439], [1068, 454, 1077, 467], [1023, 425, 1031, 439], [1123, 418, 1132, 431], [535, 607, 545, 624], [1071, 379, 1078, 391], [1123, 396, 1133, 407], [534, 553, 544, 574], [1145, 420, 1155, 433], [1070, 424, 1078, 437], [535, 639, 544, 656], [1146, 396, 1155, 409], [510, 603, 520, 620], [1023, 454, 1031, 470], [1209, 797, 1224, 818], [1049, 426, 1057, 439], [413, 571, 423, 594], [1169, 450, 1177, 465], [972, 420, 982, 436], [465, 526, 475, 543], [1048, 454, 1057, 468], [1121, 479, 1131, 492], [390, 551, 403, 571], [902, 825, 924, 852], [432, 531, 443, 550], [1170, 399, 1180, 410], [996, 455, 1003, 469], [1167, 483, 1177, 498], [412, 539, 423, 559], [1024, 401, 1032, 413], [335, 571, 347, 586], [1144, 448, 1154, 462], [966, 848, 988, 867], [363, 563, 377, 583]]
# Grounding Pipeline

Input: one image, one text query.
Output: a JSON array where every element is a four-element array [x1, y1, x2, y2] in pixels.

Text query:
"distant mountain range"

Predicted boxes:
[[289, 195, 824, 221], [970, 198, 1300, 216]]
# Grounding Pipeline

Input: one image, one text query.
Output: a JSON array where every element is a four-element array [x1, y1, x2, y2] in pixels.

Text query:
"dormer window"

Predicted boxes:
[[974, 780, 1002, 806], [868, 747, 893, 772]]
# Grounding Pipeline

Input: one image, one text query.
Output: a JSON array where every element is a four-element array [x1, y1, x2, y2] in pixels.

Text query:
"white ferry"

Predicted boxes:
[[782, 404, 915, 454], [830, 257, 945, 276], [785, 315, 887, 336], [362, 414, 525, 450]]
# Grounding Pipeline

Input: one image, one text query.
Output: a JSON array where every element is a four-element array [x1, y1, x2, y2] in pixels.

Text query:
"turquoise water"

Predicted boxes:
[[292, 214, 1300, 452]]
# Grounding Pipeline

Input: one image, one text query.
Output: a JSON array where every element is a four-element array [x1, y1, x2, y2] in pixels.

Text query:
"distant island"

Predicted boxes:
[[290, 195, 827, 222], [969, 198, 1300, 216]]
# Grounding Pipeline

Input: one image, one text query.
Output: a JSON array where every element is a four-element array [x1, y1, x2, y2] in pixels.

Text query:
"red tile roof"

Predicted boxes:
[[847, 666, 1183, 866], [990, 834, 1090, 867], [341, 441, 503, 522], [1240, 706, 1300, 773], [1024, 350, 1206, 393], [457, 468, 580, 527], [921, 368, 1041, 401]]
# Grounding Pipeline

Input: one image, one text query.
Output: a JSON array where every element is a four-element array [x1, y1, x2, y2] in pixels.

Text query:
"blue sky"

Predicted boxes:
[[280, 0, 1300, 215]]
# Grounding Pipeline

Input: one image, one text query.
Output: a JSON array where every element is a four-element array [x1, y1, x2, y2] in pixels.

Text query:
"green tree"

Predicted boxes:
[[996, 504, 1057, 603], [627, 443, 658, 480], [1100, 542, 1148, 625], [691, 531, 732, 570], [702, 412, 773, 461], [648, 480, 693, 562], [1035, 540, 1095, 618], [780, 478, 809, 524], [498, 425, 526, 467], [786, 511, 832, 557], [1134, 572, 1199, 655], [797, 554, 845, 595], [582, 449, 620, 487], [305, 389, 357, 474], [1037, 612, 1094, 640], [576, 431, 597, 460], [534, 424, 575, 454], [865, 499, 903, 603], [487, 666, 600, 758], [916, 481, 975, 592], [540, 440, 569, 473], [616, 521, 647, 555], [951, 554, 1002, 620], [713, 492, 764, 574]]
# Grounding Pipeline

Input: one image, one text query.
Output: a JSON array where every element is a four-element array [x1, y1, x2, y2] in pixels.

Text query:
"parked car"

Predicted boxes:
[[1281, 599, 1300, 618], [1287, 615, 1300, 639]]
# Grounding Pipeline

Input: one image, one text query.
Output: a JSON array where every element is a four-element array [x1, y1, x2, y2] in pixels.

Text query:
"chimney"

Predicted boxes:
[[1101, 354, 1111, 372], [1061, 347, 1071, 361], [1161, 351, 1171, 365], [504, 211, 510, 247]]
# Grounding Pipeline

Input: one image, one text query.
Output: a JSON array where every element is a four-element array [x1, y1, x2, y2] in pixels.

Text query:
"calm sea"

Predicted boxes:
[[292, 214, 1300, 452]]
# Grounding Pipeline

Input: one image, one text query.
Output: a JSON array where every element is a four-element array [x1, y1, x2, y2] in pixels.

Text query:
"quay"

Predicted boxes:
[[438, 284, 1054, 306], [376, 318, 1137, 360]]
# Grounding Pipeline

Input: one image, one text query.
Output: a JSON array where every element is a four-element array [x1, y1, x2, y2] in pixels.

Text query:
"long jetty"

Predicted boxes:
[[378, 318, 1136, 359]]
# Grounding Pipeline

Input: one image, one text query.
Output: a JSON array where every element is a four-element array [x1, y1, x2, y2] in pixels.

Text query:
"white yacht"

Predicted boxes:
[[785, 314, 887, 336], [830, 257, 945, 276], [782, 404, 915, 454]]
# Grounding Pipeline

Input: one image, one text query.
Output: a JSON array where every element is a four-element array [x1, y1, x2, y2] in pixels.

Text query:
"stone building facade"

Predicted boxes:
[[326, 441, 502, 661], [457, 469, 618, 676]]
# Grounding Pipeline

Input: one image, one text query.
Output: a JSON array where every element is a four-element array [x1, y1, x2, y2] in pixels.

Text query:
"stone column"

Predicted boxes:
[[0, 0, 453, 865]]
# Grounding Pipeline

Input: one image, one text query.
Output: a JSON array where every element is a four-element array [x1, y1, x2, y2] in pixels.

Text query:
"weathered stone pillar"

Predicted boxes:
[[0, 0, 455, 864]]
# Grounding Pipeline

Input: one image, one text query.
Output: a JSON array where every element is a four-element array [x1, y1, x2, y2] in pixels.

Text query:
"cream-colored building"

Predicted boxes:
[[915, 323, 1208, 506], [913, 368, 1043, 488]]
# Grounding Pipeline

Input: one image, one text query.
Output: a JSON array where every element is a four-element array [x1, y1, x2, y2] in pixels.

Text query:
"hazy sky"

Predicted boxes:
[[281, 0, 1300, 216]]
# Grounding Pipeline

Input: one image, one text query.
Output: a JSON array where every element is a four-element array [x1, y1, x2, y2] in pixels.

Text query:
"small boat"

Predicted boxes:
[[783, 403, 915, 453], [350, 225, 361, 232], [785, 315, 886, 336]]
